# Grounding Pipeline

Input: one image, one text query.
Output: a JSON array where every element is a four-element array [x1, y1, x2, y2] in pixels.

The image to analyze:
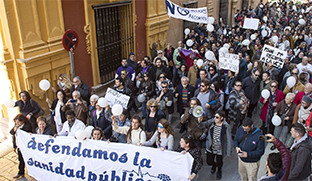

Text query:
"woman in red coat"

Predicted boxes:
[[260, 81, 285, 134]]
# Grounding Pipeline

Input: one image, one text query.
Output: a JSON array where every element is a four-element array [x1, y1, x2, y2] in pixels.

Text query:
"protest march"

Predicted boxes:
[[5, 0, 312, 181]]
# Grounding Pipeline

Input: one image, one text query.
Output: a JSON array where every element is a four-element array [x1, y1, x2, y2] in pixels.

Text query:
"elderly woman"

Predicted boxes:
[[46, 90, 67, 133], [10, 114, 33, 179], [15, 90, 41, 131], [272, 93, 296, 149], [293, 96, 312, 125], [88, 94, 99, 123], [145, 98, 166, 139], [140, 119, 174, 151], [35, 116, 56, 136], [260, 81, 285, 134]]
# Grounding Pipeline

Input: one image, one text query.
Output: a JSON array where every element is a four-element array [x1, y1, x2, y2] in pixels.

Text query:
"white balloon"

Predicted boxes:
[[250, 34, 256, 40], [137, 94, 145, 103], [292, 5, 297, 11], [208, 17, 215, 24], [186, 39, 194, 47], [284, 26, 291, 32], [299, 19, 306, 25], [223, 29, 227, 35], [205, 51, 216, 61], [263, 16, 268, 22], [97, 97, 108, 107], [223, 43, 230, 49], [112, 104, 123, 116], [4, 99, 15, 108], [39, 79, 50, 91], [242, 39, 250, 46], [75, 129, 86, 140], [196, 59, 204, 67], [287, 76, 296, 88], [272, 36, 278, 43], [272, 115, 282, 126], [261, 30, 268, 37], [84, 126, 94, 139], [184, 28, 190, 35], [218, 47, 228, 56], [261, 89, 270, 99], [207, 24, 214, 32], [136, 80, 141, 88]]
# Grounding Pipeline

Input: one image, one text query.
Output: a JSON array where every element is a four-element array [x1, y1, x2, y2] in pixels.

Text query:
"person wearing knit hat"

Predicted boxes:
[[293, 95, 312, 125]]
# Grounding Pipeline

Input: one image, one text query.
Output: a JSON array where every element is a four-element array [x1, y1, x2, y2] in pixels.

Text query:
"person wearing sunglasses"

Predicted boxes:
[[226, 80, 249, 136], [156, 81, 174, 123], [260, 81, 285, 135], [139, 119, 174, 151], [155, 72, 173, 95], [115, 58, 135, 81], [138, 72, 155, 119], [145, 99, 166, 140], [205, 111, 231, 180], [242, 69, 261, 118]]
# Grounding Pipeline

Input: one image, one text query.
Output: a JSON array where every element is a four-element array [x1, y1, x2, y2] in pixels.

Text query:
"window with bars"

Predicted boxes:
[[93, 1, 134, 84]]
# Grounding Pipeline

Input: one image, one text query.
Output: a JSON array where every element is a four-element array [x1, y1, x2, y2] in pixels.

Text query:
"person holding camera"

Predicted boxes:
[[62, 90, 88, 124], [259, 134, 291, 181], [233, 117, 265, 181]]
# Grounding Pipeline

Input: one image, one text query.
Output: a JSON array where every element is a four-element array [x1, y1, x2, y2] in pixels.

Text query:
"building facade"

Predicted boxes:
[[0, 0, 259, 139]]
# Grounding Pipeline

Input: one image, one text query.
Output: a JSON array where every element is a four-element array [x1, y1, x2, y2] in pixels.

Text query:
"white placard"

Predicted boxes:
[[105, 88, 130, 109], [219, 53, 240, 73], [260, 44, 287, 68], [165, 0, 209, 24], [16, 130, 193, 181], [243, 18, 259, 30]]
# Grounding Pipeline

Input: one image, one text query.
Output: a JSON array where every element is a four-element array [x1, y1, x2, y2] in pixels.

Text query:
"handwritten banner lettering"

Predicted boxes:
[[105, 88, 130, 109], [243, 18, 259, 30], [219, 53, 240, 73], [260, 45, 287, 68]]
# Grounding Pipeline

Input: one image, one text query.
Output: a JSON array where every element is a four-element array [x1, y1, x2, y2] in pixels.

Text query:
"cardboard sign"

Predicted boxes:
[[260, 45, 287, 68], [105, 88, 130, 109], [219, 53, 240, 73], [243, 18, 259, 30]]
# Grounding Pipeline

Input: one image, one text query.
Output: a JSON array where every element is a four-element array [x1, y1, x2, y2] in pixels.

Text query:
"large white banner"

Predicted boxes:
[[165, 0, 209, 24], [260, 44, 287, 68], [16, 130, 193, 181], [243, 18, 259, 30], [105, 88, 130, 109], [219, 53, 240, 73]]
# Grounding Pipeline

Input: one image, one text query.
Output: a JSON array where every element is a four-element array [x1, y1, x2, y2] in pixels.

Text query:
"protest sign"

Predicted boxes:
[[105, 88, 130, 109], [165, 0, 209, 24], [260, 45, 287, 68], [243, 18, 259, 30], [16, 130, 193, 181], [219, 53, 240, 73]]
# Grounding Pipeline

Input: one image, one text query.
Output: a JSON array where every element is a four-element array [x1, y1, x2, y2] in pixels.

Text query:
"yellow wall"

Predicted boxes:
[[0, 0, 70, 122]]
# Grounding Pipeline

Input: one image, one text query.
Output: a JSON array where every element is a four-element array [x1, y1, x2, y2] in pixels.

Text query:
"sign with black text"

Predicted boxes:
[[219, 53, 240, 73], [260, 45, 287, 68]]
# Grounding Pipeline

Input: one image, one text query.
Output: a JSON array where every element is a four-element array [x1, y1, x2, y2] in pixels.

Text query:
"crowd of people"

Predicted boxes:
[[9, 0, 312, 180]]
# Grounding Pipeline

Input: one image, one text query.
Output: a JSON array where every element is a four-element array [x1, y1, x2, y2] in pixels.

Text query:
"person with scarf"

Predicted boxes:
[[293, 96, 312, 126], [260, 81, 285, 135]]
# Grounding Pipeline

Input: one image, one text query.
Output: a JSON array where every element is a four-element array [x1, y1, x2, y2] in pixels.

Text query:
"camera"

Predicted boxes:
[[259, 135, 270, 140], [70, 99, 77, 103]]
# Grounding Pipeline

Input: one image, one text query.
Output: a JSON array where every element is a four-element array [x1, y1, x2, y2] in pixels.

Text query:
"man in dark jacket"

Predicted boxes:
[[195, 78, 221, 119], [116, 58, 135, 81], [259, 134, 291, 181], [242, 69, 261, 118], [149, 57, 172, 81], [288, 123, 312, 181], [175, 76, 195, 116], [71, 76, 91, 104], [233, 118, 265, 181], [113, 77, 132, 117]]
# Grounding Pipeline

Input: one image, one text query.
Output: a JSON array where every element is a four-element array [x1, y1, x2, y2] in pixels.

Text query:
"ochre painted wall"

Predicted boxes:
[[135, 0, 147, 61], [62, 0, 93, 87]]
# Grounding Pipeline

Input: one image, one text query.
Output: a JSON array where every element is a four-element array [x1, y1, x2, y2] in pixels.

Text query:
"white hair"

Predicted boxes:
[[90, 94, 99, 101], [181, 76, 189, 82]]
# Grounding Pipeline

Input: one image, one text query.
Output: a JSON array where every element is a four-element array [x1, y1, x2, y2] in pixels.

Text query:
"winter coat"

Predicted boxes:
[[205, 120, 232, 157], [260, 90, 285, 122], [233, 126, 265, 163], [70, 82, 91, 103], [188, 66, 198, 87], [274, 100, 296, 131], [181, 108, 209, 140], [36, 124, 56, 136], [50, 99, 67, 124], [226, 89, 246, 122], [288, 135, 312, 180], [242, 75, 260, 105], [174, 84, 195, 115], [91, 109, 112, 139]]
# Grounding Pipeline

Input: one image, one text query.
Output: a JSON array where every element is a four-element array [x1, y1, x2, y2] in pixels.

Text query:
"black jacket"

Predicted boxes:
[[10, 122, 33, 148], [51, 99, 67, 124], [91, 110, 112, 139], [174, 84, 195, 115], [15, 100, 40, 117], [36, 124, 56, 136], [149, 65, 172, 82], [242, 76, 260, 105], [71, 82, 91, 103]]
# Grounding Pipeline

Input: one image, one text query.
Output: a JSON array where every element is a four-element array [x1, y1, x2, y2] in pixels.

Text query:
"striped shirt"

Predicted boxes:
[[212, 125, 222, 155]]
